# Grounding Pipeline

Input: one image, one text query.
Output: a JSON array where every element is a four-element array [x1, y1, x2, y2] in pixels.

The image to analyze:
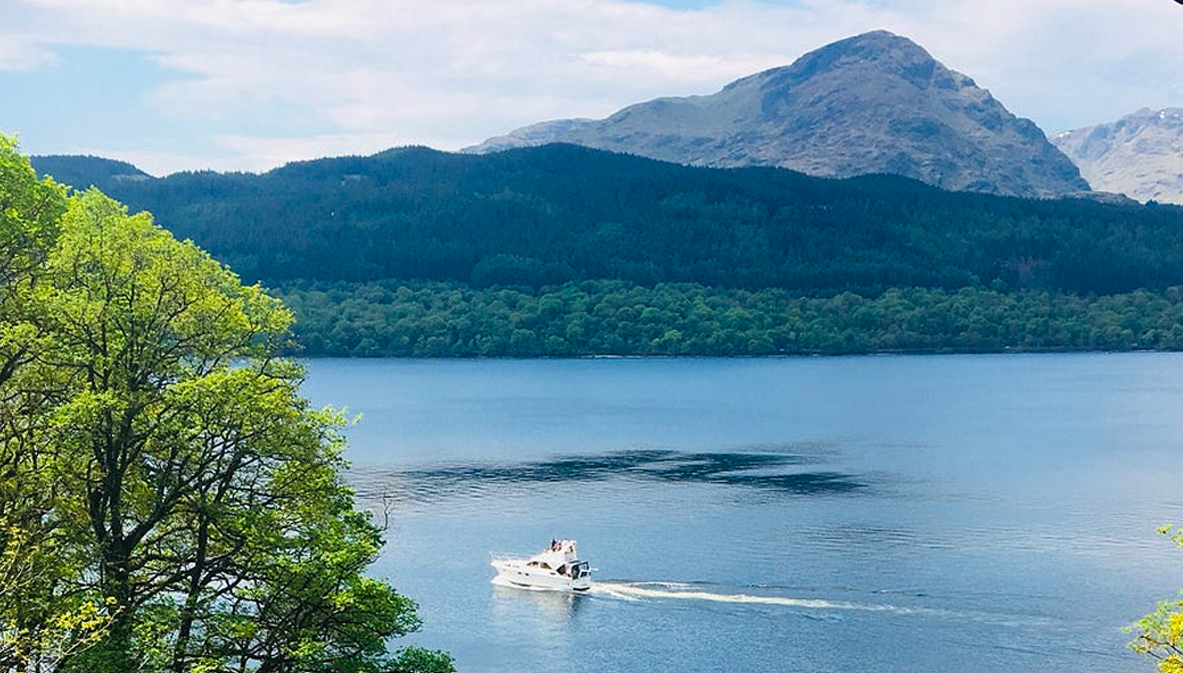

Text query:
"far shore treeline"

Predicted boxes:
[[273, 281, 1183, 357], [32, 144, 1183, 357]]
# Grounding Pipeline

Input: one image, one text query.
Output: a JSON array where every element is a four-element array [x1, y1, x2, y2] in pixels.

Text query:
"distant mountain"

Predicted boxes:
[[30, 155, 152, 192], [1052, 108, 1183, 205], [466, 31, 1089, 199], [30, 143, 1183, 298]]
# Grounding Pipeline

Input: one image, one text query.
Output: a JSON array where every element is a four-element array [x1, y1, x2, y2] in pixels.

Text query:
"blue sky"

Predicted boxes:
[[3, 0, 1181, 175]]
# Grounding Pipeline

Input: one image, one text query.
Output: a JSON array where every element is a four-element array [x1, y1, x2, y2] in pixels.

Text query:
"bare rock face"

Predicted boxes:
[[467, 30, 1089, 199], [1052, 108, 1183, 205]]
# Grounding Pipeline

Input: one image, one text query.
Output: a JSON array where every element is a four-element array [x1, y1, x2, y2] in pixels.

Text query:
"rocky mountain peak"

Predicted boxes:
[[466, 30, 1088, 199], [1052, 108, 1183, 204], [770, 30, 947, 87]]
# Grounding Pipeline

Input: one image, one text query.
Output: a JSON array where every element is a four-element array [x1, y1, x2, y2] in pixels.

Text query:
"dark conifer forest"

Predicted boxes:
[[34, 144, 1183, 356]]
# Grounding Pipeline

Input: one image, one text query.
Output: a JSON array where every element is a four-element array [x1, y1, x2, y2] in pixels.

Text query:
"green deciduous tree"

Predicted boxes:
[[1, 135, 450, 672], [0, 135, 111, 673], [1131, 526, 1183, 673]]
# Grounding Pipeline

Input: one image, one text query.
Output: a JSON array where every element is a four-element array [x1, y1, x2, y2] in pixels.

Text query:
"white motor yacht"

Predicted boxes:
[[491, 539, 592, 592]]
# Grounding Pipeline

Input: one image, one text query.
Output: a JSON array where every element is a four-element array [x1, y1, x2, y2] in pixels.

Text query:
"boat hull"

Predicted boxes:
[[491, 559, 592, 592]]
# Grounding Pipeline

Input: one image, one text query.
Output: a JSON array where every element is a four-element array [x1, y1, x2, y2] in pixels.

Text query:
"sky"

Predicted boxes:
[[2, 0, 1182, 176]]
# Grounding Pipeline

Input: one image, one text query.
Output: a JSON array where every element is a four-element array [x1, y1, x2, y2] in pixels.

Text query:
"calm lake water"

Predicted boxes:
[[300, 354, 1183, 673]]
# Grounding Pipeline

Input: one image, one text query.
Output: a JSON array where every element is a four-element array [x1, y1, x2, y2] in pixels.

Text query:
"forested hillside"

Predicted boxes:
[[38, 144, 1183, 295], [32, 144, 1183, 356]]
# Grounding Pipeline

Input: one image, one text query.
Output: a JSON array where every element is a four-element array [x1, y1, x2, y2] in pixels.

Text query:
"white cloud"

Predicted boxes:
[[578, 50, 785, 84], [0, 37, 57, 71], [6, 0, 1183, 172]]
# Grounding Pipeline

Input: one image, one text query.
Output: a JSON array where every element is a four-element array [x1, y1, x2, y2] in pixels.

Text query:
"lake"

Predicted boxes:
[[300, 354, 1183, 673]]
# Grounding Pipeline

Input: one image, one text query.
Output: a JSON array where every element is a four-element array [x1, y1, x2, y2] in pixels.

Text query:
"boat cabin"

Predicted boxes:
[[524, 558, 589, 578], [561, 561, 591, 579]]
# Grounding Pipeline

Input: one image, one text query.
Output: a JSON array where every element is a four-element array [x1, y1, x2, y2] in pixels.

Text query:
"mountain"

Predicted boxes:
[[30, 144, 1183, 298], [1052, 108, 1183, 205], [466, 30, 1089, 199]]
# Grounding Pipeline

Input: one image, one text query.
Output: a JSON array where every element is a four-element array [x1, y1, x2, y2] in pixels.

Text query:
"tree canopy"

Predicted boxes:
[[271, 279, 1183, 357], [1, 135, 452, 673], [1132, 527, 1183, 673]]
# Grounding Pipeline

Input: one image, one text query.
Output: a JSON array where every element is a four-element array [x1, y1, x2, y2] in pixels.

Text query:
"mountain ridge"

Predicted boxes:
[[466, 30, 1089, 199]]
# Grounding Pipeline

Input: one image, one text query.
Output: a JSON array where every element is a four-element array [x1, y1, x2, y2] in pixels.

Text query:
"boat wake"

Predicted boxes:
[[589, 581, 932, 615], [492, 578, 1055, 628]]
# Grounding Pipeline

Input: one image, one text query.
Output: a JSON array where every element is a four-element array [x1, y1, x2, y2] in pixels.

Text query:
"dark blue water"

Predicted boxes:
[[300, 354, 1183, 673]]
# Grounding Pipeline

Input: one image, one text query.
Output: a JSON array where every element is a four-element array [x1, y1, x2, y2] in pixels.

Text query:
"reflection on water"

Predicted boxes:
[[347, 447, 868, 506], [491, 581, 586, 621]]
